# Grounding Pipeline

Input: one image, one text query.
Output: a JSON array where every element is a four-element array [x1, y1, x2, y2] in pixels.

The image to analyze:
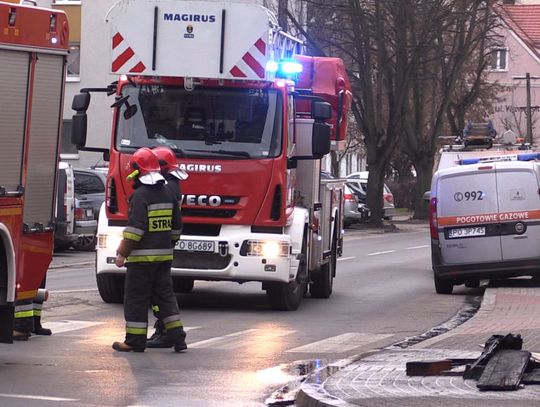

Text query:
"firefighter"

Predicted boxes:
[[112, 147, 187, 353], [13, 278, 52, 341], [147, 146, 188, 348]]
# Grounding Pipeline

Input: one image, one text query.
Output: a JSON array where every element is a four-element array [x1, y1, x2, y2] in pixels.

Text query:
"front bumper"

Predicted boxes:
[[74, 219, 97, 237], [96, 225, 297, 284], [431, 241, 540, 281]]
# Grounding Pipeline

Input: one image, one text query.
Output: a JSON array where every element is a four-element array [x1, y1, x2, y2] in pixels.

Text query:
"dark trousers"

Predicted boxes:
[[13, 277, 47, 333], [124, 261, 183, 349]]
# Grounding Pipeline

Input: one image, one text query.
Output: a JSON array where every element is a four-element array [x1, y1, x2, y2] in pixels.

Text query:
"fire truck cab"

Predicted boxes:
[[72, 0, 351, 310]]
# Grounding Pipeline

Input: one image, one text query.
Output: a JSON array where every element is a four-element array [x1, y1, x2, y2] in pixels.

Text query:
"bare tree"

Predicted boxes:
[[401, 0, 502, 218], [287, 0, 502, 223]]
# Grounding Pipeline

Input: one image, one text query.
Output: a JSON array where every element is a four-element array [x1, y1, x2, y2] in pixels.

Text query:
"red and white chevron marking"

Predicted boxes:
[[111, 32, 146, 74], [229, 37, 266, 79]]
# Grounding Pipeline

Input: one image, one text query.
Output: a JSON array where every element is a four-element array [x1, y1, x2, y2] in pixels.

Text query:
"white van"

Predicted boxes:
[[429, 156, 540, 294], [54, 161, 77, 251]]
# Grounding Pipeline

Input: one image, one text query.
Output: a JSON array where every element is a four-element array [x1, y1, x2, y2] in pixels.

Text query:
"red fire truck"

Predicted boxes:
[[72, 0, 351, 310], [0, 1, 69, 341]]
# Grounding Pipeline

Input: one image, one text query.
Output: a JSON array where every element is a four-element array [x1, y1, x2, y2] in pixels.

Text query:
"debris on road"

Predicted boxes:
[[406, 333, 540, 391]]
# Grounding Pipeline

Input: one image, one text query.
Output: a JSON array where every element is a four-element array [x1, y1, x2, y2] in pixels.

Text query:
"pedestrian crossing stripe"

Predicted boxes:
[[45, 322, 393, 354], [43, 320, 105, 334], [286, 332, 394, 353]]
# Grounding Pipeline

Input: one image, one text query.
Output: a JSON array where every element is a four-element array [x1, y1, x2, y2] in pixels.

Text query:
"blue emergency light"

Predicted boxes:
[[517, 152, 540, 161], [458, 152, 540, 165], [266, 59, 303, 78]]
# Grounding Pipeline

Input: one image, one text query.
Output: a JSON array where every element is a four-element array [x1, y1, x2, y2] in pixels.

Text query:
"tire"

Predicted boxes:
[[72, 235, 97, 251], [96, 273, 124, 303], [310, 224, 338, 299], [434, 273, 453, 294], [173, 278, 194, 293], [266, 234, 308, 311]]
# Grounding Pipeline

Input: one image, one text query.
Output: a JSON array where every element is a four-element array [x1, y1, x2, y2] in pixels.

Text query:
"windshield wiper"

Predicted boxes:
[[184, 149, 251, 158]]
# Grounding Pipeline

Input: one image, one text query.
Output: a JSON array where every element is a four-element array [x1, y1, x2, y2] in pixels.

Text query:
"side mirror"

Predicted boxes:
[[313, 101, 332, 121], [72, 111, 88, 148], [72, 92, 90, 111], [71, 93, 90, 148], [312, 122, 331, 158], [423, 191, 431, 201]]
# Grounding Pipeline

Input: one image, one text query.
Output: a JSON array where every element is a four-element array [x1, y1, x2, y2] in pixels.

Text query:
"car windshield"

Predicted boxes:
[[115, 85, 282, 159]]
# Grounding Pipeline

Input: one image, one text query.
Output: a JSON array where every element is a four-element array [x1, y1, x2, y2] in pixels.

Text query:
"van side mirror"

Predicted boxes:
[[71, 93, 90, 148], [423, 191, 431, 201]]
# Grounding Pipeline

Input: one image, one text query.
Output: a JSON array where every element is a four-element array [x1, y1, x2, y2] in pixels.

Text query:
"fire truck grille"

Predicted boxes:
[[172, 252, 232, 269], [182, 208, 237, 218]]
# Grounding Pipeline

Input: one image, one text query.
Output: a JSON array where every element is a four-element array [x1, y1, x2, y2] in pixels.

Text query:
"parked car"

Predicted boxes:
[[54, 162, 77, 252], [72, 168, 107, 250], [345, 172, 396, 220], [73, 198, 98, 251], [320, 171, 368, 228]]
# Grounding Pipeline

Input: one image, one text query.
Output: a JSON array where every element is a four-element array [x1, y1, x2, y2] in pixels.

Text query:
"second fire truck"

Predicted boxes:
[[0, 1, 69, 341]]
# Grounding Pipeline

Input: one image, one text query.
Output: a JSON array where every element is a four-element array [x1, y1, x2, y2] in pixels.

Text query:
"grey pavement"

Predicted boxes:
[[297, 284, 540, 406], [49, 249, 95, 269]]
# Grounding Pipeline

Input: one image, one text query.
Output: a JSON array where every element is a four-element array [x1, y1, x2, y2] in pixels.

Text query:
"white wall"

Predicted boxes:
[[63, 0, 117, 168]]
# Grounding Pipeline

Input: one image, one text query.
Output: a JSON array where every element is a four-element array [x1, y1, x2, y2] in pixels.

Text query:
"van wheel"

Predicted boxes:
[[173, 278, 194, 293], [434, 274, 453, 294], [96, 273, 124, 303], [72, 235, 97, 251]]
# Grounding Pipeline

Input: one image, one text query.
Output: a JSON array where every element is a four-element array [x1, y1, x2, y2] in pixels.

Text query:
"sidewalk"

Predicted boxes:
[[297, 284, 540, 406]]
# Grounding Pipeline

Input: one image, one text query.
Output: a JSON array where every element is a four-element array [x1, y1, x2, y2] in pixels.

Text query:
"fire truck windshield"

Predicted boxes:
[[115, 85, 282, 159]]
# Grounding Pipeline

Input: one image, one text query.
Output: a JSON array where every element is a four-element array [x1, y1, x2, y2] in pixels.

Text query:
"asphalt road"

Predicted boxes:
[[0, 224, 478, 406]]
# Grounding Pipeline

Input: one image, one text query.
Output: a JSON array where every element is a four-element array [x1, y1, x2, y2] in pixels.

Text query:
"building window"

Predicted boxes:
[[489, 48, 508, 71], [67, 42, 80, 77]]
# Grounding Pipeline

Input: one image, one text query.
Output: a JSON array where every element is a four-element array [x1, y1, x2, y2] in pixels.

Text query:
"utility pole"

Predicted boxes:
[[513, 73, 540, 144]]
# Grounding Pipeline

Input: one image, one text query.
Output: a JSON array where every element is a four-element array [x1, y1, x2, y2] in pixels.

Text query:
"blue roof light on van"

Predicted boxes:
[[457, 152, 540, 165]]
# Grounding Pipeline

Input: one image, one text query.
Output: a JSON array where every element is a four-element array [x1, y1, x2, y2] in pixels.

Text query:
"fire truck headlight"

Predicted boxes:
[[261, 242, 280, 258], [98, 233, 123, 250], [243, 240, 289, 258]]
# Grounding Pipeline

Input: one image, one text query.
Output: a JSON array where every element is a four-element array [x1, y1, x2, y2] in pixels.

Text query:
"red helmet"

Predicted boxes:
[[153, 147, 188, 180], [126, 147, 164, 185]]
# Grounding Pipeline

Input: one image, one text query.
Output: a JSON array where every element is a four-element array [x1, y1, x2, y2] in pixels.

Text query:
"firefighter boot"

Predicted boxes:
[[173, 327, 187, 353], [112, 341, 145, 352], [33, 316, 52, 336], [12, 330, 30, 341], [146, 320, 168, 348]]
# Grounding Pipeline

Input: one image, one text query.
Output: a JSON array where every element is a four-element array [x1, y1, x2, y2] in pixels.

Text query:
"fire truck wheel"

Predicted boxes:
[[310, 225, 337, 299], [266, 233, 308, 311], [434, 273, 454, 295], [266, 279, 306, 311], [96, 273, 124, 303], [173, 278, 194, 293]]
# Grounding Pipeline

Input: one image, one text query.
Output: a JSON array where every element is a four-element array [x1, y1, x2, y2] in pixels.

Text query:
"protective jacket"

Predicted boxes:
[[117, 182, 181, 262]]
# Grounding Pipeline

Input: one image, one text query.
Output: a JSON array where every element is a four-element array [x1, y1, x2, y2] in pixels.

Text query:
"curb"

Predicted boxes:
[[49, 261, 95, 270], [295, 353, 377, 407], [294, 290, 488, 406]]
